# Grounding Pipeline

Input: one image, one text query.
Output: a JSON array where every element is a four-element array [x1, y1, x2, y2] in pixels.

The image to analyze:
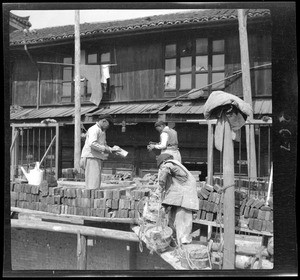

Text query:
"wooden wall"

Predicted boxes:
[[11, 227, 172, 270], [10, 24, 271, 107]]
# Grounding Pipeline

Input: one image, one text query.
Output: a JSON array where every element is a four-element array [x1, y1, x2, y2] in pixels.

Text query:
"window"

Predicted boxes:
[[61, 57, 74, 103], [86, 51, 112, 98], [164, 38, 225, 96]]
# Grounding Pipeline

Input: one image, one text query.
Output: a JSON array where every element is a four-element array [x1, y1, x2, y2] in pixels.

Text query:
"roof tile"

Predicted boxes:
[[10, 9, 270, 47]]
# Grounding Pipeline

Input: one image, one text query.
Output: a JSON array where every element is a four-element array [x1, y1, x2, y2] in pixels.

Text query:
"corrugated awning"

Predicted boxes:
[[164, 99, 272, 115], [86, 103, 163, 116], [10, 106, 97, 120]]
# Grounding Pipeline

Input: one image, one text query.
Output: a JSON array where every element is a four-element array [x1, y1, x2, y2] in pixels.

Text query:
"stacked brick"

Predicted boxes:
[[239, 197, 273, 233], [194, 182, 274, 234], [10, 181, 150, 219], [195, 182, 223, 223]]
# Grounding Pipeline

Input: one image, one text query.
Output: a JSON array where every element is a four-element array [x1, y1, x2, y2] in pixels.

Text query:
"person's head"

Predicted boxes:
[[97, 114, 113, 131], [154, 120, 166, 133], [156, 153, 173, 168]]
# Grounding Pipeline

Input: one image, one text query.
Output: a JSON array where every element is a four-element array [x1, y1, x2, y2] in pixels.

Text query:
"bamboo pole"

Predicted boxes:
[[222, 117, 235, 269], [39, 135, 56, 166], [74, 10, 81, 172], [77, 232, 87, 270], [207, 120, 214, 185], [11, 219, 140, 242], [238, 9, 257, 180]]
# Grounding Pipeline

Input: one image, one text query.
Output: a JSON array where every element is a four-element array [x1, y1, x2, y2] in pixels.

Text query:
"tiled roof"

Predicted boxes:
[[10, 9, 270, 47], [10, 12, 32, 28], [10, 106, 97, 120]]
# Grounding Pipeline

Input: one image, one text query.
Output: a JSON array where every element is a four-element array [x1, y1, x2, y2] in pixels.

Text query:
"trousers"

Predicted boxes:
[[168, 206, 193, 245], [80, 157, 103, 189]]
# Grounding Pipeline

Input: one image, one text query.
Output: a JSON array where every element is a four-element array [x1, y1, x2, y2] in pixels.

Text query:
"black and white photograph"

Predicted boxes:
[[3, 2, 297, 277]]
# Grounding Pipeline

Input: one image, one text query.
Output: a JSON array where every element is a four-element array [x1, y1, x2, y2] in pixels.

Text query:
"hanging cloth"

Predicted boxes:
[[80, 65, 103, 106]]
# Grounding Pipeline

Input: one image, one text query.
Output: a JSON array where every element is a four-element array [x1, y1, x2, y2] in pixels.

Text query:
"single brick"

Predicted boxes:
[[196, 210, 201, 220], [103, 190, 113, 199], [39, 181, 49, 196], [261, 220, 267, 232], [90, 208, 96, 216], [10, 192, 18, 201], [46, 196, 55, 205], [255, 219, 263, 231], [260, 205, 271, 211], [208, 191, 214, 202], [200, 187, 210, 199], [205, 184, 214, 193], [264, 210, 271, 221], [128, 210, 135, 219], [106, 199, 112, 208], [245, 198, 255, 207], [131, 190, 143, 200], [14, 183, 22, 193], [111, 199, 119, 210], [254, 199, 265, 209], [212, 203, 219, 213], [83, 207, 91, 216], [201, 210, 206, 220], [253, 209, 259, 219], [54, 195, 61, 205], [93, 199, 100, 208], [199, 199, 204, 210], [243, 206, 250, 218], [99, 198, 107, 209], [105, 209, 113, 218], [213, 184, 222, 193], [95, 209, 105, 217], [81, 198, 92, 208], [248, 218, 254, 230], [120, 209, 129, 218], [130, 199, 135, 210], [76, 188, 83, 198], [90, 189, 95, 199], [202, 200, 208, 211], [82, 189, 91, 198]]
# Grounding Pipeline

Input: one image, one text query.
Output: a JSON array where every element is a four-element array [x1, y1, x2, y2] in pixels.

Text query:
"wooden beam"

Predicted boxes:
[[11, 207, 138, 224], [238, 9, 257, 180], [207, 120, 214, 185], [222, 118, 235, 269], [11, 219, 140, 242], [77, 232, 87, 270], [74, 10, 81, 172]]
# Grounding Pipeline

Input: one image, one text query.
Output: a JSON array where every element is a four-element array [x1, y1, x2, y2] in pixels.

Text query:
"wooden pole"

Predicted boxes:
[[77, 232, 87, 270], [207, 120, 214, 185], [11, 219, 140, 242], [238, 9, 257, 180], [74, 10, 81, 173], [222, 117, 235, 269]]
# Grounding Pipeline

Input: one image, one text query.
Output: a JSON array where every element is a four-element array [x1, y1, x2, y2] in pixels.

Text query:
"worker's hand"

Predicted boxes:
[[147, 144, 155, 151], [111, 145, 121, 153]]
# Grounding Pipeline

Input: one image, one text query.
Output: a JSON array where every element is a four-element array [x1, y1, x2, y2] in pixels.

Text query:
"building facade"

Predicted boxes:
[[9, 9, 272, 179]]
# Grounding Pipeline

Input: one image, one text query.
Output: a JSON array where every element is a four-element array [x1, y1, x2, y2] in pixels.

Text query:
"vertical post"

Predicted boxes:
[[55, 123, 59, 179], [238, 9, 257, 180], [222, 118, 235, 269], [77, 232, 87, 270], [74, 10, 81, 172], [207, 120, 214, 185]]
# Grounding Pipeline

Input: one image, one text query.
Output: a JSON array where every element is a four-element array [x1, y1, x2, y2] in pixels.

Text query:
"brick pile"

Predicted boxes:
[[10, 181, 150, 219], [194, 182, 273, 234]]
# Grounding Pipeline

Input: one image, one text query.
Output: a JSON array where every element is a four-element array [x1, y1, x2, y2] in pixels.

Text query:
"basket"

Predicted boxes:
[[178, 243, 211, 270], [144, 225, 173, 252]]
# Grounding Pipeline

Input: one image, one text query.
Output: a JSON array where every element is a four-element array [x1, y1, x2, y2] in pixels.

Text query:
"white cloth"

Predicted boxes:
[[81, 157, 103, 189], [101, 65, 110, 84], [80, 64, 103, 106]]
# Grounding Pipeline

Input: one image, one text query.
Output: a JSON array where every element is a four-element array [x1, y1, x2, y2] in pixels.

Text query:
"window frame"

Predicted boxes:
[[164, 37, 226, 97]]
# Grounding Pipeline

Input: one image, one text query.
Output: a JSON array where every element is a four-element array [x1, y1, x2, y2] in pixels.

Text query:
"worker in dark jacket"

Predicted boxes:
[[147, 121, 182, 162], [155, 153, 199, 245]]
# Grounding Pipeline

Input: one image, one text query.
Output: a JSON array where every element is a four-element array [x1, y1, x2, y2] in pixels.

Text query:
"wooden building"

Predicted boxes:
[[9, 9, 272, 179]]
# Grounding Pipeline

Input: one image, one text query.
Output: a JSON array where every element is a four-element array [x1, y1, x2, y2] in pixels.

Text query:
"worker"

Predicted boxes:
[[154, 153, 199, 246], [80, 114, 121, 189], [147, 120, 182, 163]]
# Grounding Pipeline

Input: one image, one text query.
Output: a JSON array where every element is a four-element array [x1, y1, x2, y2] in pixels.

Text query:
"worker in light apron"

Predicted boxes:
[[80, 114, 121, 189], [147, 120, 182, 163], [154, 153, 199, 245]]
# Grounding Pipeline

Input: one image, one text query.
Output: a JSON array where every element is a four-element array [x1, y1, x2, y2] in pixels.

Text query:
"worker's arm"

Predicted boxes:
[[88, 127, 112, 153], [148, 132, 168, 151]]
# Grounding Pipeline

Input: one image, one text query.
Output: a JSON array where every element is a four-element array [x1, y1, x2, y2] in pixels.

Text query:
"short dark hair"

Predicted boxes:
[[98, 114, 113, 125], [154, 120, 166, 127]]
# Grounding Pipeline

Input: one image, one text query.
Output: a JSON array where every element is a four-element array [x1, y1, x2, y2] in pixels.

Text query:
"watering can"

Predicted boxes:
[[20, 162, 44, 185]]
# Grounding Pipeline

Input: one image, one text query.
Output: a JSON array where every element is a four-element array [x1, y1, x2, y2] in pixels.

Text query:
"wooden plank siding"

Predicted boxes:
[[112, 41, 164, 101]]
